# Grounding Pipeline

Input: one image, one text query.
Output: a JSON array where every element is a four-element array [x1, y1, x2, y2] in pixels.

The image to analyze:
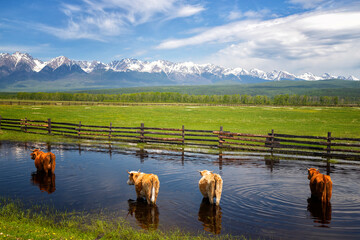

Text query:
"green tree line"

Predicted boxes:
[[14, 92, 356, 106]]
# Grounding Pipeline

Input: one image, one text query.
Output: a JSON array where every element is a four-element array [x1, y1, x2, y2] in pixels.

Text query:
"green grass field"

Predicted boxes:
[[0, 198, 232, 240], [1, 104, 359, 142]]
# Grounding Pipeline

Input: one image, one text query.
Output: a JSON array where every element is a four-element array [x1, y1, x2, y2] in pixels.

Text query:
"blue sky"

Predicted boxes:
[[1, 0, 360, 77]]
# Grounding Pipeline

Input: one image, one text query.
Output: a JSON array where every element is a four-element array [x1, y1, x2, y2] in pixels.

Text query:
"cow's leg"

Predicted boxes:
[[208, 180, 215, 204], [146, 189, 152, 205], [154, 181, 160, 204], [135, 185, 142, 200]]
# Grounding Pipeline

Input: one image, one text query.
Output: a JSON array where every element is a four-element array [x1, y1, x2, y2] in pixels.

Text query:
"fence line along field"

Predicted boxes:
[[2, 115, 359, 160], [1, 104, 359, 136]]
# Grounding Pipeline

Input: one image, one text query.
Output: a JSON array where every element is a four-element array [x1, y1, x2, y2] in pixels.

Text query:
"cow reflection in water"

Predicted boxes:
[[307, 197, 332, 226], [31, 171, 56, 194], [127, 199, 159, 230], [198, 198, 222, 234]]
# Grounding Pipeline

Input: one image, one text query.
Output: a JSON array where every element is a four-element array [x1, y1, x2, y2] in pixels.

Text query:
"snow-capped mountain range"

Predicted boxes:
[[0, 52, 358, 90]]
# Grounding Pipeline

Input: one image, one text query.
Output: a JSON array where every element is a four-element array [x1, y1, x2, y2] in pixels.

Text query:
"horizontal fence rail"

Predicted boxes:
[[0, 116, 359, 160]]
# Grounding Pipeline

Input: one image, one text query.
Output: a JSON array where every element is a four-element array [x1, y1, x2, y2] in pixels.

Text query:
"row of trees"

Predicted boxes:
[[15, 92, 356, 106]]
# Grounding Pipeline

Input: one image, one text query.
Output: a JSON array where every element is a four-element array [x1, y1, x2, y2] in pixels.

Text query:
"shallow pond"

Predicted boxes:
[[0, 141, 360, 239]]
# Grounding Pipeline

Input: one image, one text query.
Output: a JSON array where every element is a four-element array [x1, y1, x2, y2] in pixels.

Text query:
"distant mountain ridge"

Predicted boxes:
[[0, 52, 358, 91]]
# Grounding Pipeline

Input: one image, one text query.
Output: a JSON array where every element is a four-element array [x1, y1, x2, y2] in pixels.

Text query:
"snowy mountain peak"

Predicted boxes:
[[347, 75, 359, 81], [46, 56, 72, 70], [298, 72, 322, 81], [0, 52, 359, 83]]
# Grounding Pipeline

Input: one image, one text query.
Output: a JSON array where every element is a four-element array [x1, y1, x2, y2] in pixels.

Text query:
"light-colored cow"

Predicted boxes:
[[127, 170, 160, 205], [198, 170, 223, 206]]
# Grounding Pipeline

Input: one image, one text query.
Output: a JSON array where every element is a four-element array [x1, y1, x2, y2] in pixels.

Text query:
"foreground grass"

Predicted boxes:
[[0, 104, 359, 143], [0, 198, 236, 240]]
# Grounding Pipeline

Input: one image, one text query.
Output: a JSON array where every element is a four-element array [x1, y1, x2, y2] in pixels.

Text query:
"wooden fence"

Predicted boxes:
[[1, 116, 359, 160]]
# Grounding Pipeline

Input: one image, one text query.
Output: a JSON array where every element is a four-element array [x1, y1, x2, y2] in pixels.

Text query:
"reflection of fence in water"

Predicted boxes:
[[1, 116, 359, 161]]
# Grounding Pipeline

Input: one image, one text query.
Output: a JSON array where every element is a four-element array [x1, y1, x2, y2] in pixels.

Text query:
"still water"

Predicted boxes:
[[0, 141, 360, 239]]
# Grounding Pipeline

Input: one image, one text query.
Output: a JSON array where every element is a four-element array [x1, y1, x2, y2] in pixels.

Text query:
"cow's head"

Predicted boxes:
[[307, 168, 319, 180], [30, 149, 40, 160], [127, 170, 141, 185], [198, 170, 213, 177]]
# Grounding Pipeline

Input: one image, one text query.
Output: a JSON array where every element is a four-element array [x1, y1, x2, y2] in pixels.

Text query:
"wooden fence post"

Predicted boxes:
[[182, 125, 185, 145], [24, 117, 28, 133], [219, 126, 223, 148], [271, 129, 274, 153], [78, 121, 81, 138], [140, 123, 144, 143], [109, 122, 112, 140], [48, 118, 52, 134], [327, 132, 332, 155]]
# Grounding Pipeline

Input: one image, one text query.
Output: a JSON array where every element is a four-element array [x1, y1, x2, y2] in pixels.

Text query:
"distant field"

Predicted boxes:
[[77, 79, 360, 98], [1, 105, 359, 141]]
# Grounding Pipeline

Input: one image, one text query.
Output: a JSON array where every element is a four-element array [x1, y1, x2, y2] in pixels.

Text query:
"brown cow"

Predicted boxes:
[[30, 149, 56, 174], [198, 170, 223, 206], [307, 168, 332, 204], [127, 170, 160, 205]]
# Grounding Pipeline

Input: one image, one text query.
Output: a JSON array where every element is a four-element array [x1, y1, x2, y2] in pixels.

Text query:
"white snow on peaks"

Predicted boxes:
[[33, 60, 46, 72], [347, 75, 359, 81], [75, 60, 109, 73], [0, 52, 359, 81], [223, 67, 249, 76], [46, 56, 72, 70], [298, 72, 323, 81]]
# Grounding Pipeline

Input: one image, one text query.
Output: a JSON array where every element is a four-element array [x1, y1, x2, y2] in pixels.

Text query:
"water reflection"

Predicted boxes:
[[198, 198, 222, 234], [136, 149, 148, 163], [307, 197, 332, 227], [31, 172, 56, 194], [2, 140, 360, 239], [265, 155, 280, 172], [127, 199, 159, 230]]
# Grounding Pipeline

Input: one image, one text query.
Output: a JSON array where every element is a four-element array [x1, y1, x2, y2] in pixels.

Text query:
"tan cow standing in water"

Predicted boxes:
[[198, 170, 223, 206], [30, 149, 56, 174], [307, 168, 332, 204], [127, 170, 160, 205]]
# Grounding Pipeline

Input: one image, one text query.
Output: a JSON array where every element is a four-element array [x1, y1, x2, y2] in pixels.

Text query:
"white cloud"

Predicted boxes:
[[40, 0, 204, 41], [172, 5, 205, 18], [288, 0, 327, 9], [156, 8, 360, 76], [227, 9, 271, 21], [0, 44, 51, 54]]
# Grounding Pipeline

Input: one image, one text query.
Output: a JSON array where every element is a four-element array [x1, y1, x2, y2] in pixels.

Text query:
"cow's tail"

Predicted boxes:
[[49, 153, 54, 165], [150, 176, 159, 204], [323, 175, 332, 204], [214, 174, 223, 206], [48, 153, 56, 174]]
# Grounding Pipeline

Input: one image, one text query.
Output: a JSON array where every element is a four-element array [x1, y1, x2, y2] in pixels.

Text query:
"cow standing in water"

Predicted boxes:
[[307, 168, 332, 204], [127, 170, 160, 205], [30, 149, 56, 174], [198, 170, 223, 206]]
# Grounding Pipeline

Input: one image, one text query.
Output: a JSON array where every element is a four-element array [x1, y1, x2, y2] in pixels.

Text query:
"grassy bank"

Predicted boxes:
[[0, 198, 234, 240], [0, 104, 359, 143]]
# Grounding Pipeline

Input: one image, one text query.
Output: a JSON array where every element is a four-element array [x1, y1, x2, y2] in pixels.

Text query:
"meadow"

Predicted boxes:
[[0, 198, 232, 240], [1, 104, 359, 142]]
